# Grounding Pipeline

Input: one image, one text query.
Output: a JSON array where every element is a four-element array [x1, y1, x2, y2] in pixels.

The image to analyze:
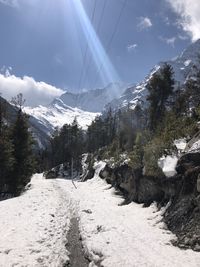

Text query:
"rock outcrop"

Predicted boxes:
[[164, 153, 200, 251]]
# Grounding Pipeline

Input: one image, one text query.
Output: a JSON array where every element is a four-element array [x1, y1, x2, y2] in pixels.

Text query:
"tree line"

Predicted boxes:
[[0, 94, 35, 197]]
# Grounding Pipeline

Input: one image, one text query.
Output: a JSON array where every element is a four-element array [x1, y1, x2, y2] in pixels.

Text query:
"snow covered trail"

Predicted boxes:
[[0, 169, 200, 267], [0, 174, 72, 267], [57, 162, 200, 267]]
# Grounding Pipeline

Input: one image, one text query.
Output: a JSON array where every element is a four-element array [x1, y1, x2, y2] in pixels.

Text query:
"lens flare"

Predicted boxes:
[[71, 0, 121, 93]]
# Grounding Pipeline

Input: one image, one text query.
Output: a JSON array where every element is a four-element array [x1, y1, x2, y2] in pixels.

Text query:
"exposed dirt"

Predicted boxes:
[[65, 217, 89, 267]]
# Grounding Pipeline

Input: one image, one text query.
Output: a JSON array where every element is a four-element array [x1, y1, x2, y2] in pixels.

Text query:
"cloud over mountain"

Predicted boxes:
[[0, 72, 64, 107]]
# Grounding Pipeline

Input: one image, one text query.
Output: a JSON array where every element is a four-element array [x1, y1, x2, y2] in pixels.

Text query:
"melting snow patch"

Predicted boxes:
[[174, 138, 187, 153], [158, 155, 178, 177], [184, 59, 191, 67]]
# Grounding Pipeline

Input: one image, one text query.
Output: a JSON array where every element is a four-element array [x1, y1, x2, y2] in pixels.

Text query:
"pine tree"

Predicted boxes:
[[11, 95, 35, 195], [147, 63, 174, 130], [0, 97, 14, 194]]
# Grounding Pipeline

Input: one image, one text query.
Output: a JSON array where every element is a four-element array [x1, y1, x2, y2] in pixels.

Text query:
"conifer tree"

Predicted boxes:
[[147, 63, 174, 130], [0, 96, 14, 194], [11, 94, 35, 195]]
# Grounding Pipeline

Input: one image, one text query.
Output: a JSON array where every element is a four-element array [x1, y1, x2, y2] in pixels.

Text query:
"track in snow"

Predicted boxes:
[[65, 217, 89, 267]]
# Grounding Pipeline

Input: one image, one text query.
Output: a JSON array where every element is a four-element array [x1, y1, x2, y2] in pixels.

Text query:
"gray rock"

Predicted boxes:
[[197, 174, 200, 193]]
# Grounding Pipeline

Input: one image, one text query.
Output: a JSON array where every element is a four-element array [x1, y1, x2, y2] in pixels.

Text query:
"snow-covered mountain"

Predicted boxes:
[[60, 82, 126, 112], [25, 98, 99, 137], [106, 39, 200, 112], [24, 83, 125, 148]]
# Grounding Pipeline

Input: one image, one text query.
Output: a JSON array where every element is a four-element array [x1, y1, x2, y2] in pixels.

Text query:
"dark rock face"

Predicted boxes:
[[176, 153, 200, 174], [99, 164, 164, 205], [164, 154, 200, 251], [81, 154, 95, 182], [98, 152, 200, 251], [45, 163, 71, 179], [137, 176, 164, 205]]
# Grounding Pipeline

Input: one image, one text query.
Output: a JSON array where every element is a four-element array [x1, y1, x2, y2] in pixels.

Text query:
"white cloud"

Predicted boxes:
[[163, 16, 170, 26], [137, 17, 152, 30], [178, 34, 189, 41], [0, 72, 64, 107], [166, 0, 200, 41], [160, 36, 176, 47], [0, 0, 18, 8], [127, 44, 138, 52]]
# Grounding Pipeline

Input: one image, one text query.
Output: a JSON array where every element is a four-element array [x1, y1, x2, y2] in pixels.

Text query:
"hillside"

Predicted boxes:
[[0, 96, 50, 149], [106, 39, 200, 112]]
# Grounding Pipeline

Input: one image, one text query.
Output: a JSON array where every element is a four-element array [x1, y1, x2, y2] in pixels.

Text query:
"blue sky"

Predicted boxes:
[[0, 0, 199, 106]]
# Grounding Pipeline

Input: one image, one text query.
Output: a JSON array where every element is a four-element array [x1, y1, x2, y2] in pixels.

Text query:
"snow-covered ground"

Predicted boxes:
[[0, 174, 71, 267], [0, 168, 200, 267]]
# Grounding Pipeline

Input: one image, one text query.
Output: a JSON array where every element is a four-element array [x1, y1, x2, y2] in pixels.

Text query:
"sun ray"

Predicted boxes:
[[71, 0, 121, 93]]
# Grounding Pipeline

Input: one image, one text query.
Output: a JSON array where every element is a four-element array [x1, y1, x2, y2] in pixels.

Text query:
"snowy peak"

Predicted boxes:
[[49, 98, 75, 112], [24, 83, 125, 148], [24, 101, 99, 137], [178, 39, 200, 63], [167, 38, 200, 83], [60, 82, 126, 112]]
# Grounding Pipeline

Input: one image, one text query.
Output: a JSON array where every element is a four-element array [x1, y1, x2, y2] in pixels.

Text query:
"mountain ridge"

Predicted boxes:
[[105, 39, 200, 112]]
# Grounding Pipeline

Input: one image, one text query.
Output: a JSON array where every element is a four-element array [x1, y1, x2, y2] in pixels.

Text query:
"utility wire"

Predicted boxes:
[[82, 0, 107, 88], [92, 0, 127, 89], [96, 0, 107, 34], [77, 0, 97, 91]]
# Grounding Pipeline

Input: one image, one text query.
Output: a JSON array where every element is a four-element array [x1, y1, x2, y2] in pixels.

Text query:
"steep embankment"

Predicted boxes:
[[88, 148, 200, 251]]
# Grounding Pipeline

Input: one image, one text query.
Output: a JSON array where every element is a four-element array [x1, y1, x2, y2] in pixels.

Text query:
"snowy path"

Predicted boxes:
[[0, 174, 72, 267], [0, 168, 200, 267], [58, 162, 200, 267]]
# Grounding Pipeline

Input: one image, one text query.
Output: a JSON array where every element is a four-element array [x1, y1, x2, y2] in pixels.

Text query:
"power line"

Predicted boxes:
[[96, 0, 107, 34], [92, 0, 127, 89], [82, 0, 107, 89], [77, 0, 97, 91]]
